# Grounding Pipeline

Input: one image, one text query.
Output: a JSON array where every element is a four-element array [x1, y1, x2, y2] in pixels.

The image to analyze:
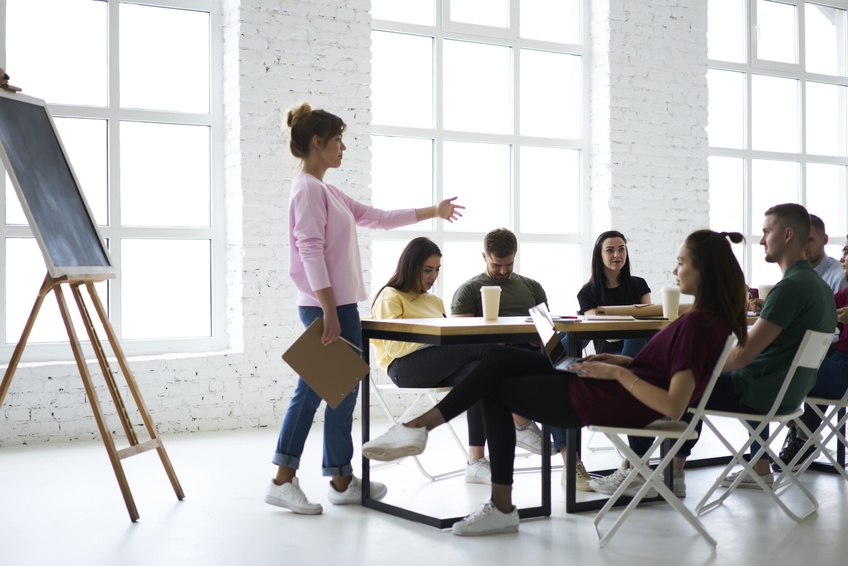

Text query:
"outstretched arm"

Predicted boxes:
[[415, 197, 465, 223]]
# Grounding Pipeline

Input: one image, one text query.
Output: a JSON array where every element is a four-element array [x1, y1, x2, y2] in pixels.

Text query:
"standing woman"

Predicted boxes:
[[265, 103, 464, 515], [577, 230, 652, 356]]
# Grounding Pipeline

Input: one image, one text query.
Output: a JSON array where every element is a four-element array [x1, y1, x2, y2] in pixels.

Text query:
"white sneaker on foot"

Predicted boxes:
[[720, 469, 774, 489], [362, 424, 428, 461], [673, 470, 686, 498], [588, 460, 657, 498], [451, 501, 519, 536], [327, 475, 387, 505], [561, 459, 594, 492], [515, 422, 556, 455], [464, 457, 492, 484], [264, 477, 323, 515]]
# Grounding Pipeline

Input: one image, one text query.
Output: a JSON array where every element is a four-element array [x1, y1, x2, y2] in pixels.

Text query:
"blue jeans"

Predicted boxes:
[[800, 350, 848, 433], [272, 304, 362, 477]]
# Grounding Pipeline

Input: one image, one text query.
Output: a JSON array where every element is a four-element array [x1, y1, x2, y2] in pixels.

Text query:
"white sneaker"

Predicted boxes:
[[719, 469, 774, 489], [327, 475, 387, 505], [514, 422, 556, 455], [588, 461, 658, 498], [451, 501, 519, 536], [362, 424, 428, 461], [464, 457, 492, 484], [673, 470, 686, 498], [264, 477, 323, 515], [561, 459, 594, 492]]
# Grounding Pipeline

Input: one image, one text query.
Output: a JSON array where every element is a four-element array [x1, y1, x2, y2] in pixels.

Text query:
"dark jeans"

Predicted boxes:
[[799, 350, 848, 435], [436, 346, 584, 485], [388, 343, 495, 448], [628, 373, 770, 462]]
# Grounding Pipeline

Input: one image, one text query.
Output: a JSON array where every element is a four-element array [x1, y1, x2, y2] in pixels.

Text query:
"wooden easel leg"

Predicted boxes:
[[0, 275, 53, 408], [53, 283, 140, 522], [83, 282, 185, 501]]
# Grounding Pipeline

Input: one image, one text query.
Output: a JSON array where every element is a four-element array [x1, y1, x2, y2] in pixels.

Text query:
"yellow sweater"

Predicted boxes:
[[371, 287, 446, 372]]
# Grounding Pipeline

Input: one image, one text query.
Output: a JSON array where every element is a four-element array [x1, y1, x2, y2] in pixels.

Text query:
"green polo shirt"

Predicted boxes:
[[451, 272, 548, 317], [732, 259, 837, 413]]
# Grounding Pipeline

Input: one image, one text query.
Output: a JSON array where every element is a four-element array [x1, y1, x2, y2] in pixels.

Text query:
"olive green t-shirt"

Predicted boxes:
[[450, 272, 548, 317], [732, 259, 837, 413]]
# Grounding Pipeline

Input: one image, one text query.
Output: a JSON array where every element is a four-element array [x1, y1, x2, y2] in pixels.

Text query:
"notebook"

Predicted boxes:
[[528, 303, 585, 373], [282, 318, 370, 409]]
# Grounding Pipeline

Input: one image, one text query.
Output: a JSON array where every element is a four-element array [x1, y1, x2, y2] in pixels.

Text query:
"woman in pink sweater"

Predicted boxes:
[[264, 103, 464, 515]]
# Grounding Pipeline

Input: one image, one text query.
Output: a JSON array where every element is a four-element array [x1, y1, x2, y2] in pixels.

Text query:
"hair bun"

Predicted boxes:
[[286, 102, 313, 129]]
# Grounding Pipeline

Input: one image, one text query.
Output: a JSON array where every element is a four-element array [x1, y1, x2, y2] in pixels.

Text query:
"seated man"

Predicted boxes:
[[591, 203, 837, 497], [451, 228, 576, 481]]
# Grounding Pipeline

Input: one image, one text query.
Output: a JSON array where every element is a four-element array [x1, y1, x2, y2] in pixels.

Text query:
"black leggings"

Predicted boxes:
[[388, 344, 495, 448], [436, 345, 584, 485]]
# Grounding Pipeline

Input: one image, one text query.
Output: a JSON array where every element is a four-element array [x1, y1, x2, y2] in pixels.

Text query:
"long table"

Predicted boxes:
[[360, 316, 669, 525]]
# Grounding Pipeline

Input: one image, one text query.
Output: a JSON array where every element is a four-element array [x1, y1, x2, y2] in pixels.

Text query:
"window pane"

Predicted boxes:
[[708, 0, 746, 63], [441, 241, 484, 309], [449, 0, 509, 28], [520, 50, 581, 139], [805, 4, 847, 76], [6, 0, 107, 106], [806, 163, 848, 241], [121, 239, 210, 339], [521, 243, 582, 315], [756, 0, 797, 64], [519, 146, 579, 234], [5, 238, 105, 344], [521, 0, 580, 44], [806, 81, 847, 157], [120, 122, 210, 227], [444, 40, 511, 135], [443, 141, 510, 232], [371, 0, 435, 26], [751, 159, 799, 224], [370, 240, 413, 302], [709, 156, 744, 232], [53, 118, 108, 225], [372, 136, 433, 215], [120, 4, 209, 113], [751, 75, 798, 153], [5, 171, 27, 225], [371, 32, 434, 128], [707, 69, 745, 149]]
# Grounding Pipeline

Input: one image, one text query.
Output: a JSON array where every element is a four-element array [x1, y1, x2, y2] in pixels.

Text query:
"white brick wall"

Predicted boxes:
[[1, 0, 711, 447]]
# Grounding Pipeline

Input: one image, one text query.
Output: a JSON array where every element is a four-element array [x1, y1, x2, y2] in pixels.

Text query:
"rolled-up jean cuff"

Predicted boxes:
[[322, 463, 354, 478], [272, 453, 301, 469]]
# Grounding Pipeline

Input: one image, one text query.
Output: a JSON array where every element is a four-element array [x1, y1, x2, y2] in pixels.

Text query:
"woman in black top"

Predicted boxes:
[[575, 230, 651, 356]]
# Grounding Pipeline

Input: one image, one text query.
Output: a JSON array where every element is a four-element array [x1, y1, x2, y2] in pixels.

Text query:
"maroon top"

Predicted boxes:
[[569, 309, 731, 428]]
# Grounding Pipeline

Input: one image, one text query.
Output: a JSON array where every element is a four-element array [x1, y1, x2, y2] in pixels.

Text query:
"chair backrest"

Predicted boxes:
[[687, 335, 736, 419], [761, 329, 834, 419]]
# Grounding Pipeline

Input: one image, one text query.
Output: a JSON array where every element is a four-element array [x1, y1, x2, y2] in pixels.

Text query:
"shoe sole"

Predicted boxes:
[[452, 524, 519, 536], [720, 481, 773, 490], [264, 495, 323, 515], [514, 441, 557, 455], [329, 484, 388, 505], [464, 475, 491, 485], [362, 443, 424, 461]]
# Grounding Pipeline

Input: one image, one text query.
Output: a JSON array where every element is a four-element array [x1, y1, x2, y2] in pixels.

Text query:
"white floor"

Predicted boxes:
[[1, 419, 847, 566]]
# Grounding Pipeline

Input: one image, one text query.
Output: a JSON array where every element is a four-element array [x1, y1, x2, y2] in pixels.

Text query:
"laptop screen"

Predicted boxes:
[[528, 303, 566, 361]]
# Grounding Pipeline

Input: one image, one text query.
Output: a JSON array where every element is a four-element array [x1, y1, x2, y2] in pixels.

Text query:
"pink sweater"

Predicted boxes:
[[288, 172, 418, 307]]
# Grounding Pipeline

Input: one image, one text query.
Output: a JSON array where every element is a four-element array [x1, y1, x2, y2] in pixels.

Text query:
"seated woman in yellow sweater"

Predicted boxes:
[[372, 237, 499, 484]]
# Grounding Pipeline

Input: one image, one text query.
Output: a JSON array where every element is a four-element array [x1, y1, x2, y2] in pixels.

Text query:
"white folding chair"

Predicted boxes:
[[587, 335, 735, 548], [369, 375, 469, 480], [695, 329, 834, 522], [784, 389, 848, 483]]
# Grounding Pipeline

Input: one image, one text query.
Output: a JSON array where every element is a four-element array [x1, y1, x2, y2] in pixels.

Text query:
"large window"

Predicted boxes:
[[0, 0, 223, 361], [708, 0, 848, 286], [369, 0, 586, 314]]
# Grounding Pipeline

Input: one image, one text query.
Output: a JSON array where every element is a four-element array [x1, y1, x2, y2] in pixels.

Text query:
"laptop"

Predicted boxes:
[[528, 303, 585, 373]]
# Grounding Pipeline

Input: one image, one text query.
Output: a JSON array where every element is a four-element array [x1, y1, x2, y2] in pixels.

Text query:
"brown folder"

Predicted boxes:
[[594, 303, 693, 317], [282, 318, 370, 409]]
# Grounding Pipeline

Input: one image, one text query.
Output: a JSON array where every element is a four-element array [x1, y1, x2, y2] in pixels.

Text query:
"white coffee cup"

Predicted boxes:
[[758, 284, 775, 301], [661, 286, 681, 320], [480, 286, 502, 322]]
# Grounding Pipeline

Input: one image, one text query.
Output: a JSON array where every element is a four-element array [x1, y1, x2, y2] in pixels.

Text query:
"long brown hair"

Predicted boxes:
[[372, 237, 442, 309], [685, 230, 748, 346]]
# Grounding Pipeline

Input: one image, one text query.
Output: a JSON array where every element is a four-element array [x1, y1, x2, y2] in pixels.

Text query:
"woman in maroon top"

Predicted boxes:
[[363, 230, 749, 536]]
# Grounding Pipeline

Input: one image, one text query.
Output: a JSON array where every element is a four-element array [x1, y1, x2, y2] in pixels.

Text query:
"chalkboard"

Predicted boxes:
[[0, 90, 114, 280]]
